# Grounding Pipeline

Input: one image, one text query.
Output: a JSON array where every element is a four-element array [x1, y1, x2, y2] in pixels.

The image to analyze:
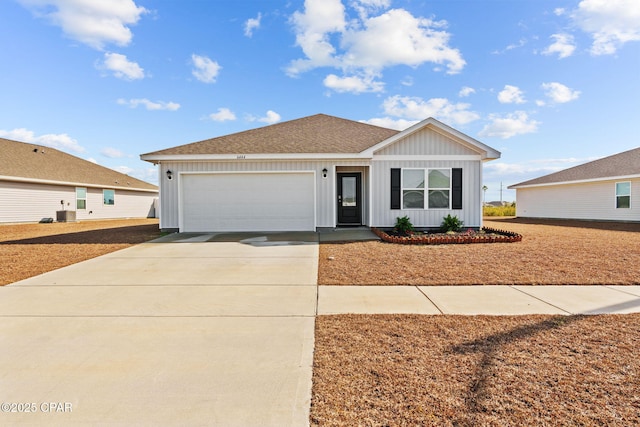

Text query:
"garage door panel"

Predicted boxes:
[[181, 173, 315, 232]]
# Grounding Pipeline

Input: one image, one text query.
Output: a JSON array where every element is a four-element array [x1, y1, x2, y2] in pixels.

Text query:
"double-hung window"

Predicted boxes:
[[401, 169, 451, 209], [76, 187, 87, 210], [616, 182, 630, 209]]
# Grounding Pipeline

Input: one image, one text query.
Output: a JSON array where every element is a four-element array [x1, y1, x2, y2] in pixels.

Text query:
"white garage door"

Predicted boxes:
[[181, 172, 315, 232]]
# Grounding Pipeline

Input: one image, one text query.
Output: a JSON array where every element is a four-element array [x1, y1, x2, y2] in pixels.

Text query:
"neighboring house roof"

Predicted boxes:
[[142, 114, 399, 157], [141, 113, 500, 162], [509, 146, 640, 189], [1, 138, 158, 192]]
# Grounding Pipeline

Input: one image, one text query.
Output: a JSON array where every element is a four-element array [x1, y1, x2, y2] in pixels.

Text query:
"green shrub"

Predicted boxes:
[[441, 214, 463, 232], [393, 215, 415, 236]]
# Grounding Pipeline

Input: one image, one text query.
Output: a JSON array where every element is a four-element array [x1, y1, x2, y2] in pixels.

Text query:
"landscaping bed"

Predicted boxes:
[[372, 226, 522, 244], [0, 219, 162, 286], [319, 218, 640, 285], [311, 314, 640, 426]]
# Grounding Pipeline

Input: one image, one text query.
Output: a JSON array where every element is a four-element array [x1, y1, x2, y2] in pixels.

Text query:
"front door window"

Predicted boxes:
[[337, 173, 361, 224]]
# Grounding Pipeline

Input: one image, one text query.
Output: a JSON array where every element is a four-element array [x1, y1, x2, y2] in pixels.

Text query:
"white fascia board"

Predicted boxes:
[[361, 117, 501, 160], [372, 155, 482, 162], [510, 174, 640, 189], [141, 153, 373, 163], [0, 175, 158, 193]]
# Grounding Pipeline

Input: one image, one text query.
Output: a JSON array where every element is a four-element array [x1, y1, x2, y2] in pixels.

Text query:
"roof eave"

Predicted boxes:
[[140, 152, 374, 163], [509, 173, 640, 189], [0, 175, 158, 193]]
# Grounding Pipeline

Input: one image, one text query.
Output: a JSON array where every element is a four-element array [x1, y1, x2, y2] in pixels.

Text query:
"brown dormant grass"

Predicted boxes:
[[0, 219, 161, 285], [311, 314, 640, 426], [319, 218, 640, 285]]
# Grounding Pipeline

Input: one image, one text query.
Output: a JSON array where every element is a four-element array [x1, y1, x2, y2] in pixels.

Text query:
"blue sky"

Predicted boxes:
[[1, 0, 638, 202]]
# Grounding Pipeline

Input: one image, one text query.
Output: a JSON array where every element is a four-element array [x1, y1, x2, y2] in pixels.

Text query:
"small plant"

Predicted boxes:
[[393, 215, 415, 236], [441, 214, 463, 232]]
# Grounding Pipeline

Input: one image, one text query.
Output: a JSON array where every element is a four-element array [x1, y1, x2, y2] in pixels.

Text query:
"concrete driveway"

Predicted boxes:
[[0, 232, 318, 426]]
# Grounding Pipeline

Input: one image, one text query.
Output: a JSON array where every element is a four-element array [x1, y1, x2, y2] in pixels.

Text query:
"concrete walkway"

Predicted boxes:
[[2, 229, 639, 426], [318, 285, 640, 315], [0, 232, 319, 427]]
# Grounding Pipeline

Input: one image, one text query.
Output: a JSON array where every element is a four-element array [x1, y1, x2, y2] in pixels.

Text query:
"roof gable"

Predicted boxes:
[[0, 138, 157, 192], [366, 117, 500, 160], [510, 146, 640, 188], [142, 114, 399, 158]]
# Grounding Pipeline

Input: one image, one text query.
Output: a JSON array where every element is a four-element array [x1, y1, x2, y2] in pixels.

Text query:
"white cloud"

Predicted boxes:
[[86, 157, 98, 164], [0, 127, 85, 153], [498, 85, 526, 104], [572, 0, 640, 55], [359, 117, 418, 130], [323, 73, 384, 93], [259, 110, 281, 124], [554, 8, 566, 16], [18, 0, 147, 50], [541, 82, 581, 103], [248, 110, 282, 124], [378, 95, 480, 126], [479, 111, 540, 139], [191, 54, 221, 83], [101, 147, 126, 158], [400, 76, 414, 87], [244, 13, 262, 37], [100, 52, 144, 80], [492, 38, 527, 55], [458, 86, 476, 97], [117, 98, 180, 111], [287, 1, 465, 86], [542, 33, 576, 59], [209, 108, 237, 122]]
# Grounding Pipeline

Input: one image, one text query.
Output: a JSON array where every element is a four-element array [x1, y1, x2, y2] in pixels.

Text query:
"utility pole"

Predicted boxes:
[[500, 182, 503, 204]]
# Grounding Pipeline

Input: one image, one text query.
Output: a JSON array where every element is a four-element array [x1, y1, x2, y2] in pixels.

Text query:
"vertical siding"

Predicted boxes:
[[516, 178, 640, 221], [159, 160, 370, 230], [0, 181, 156, 223], [375, 128, 479, 156], [370, 160, 482, 228]]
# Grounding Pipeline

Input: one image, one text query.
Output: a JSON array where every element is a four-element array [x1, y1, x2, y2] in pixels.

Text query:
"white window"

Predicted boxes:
[[76, 187, 87, 210], [103, 189, 115, 206], [616, 182, 630, 209], [401, 168, 451, 209]]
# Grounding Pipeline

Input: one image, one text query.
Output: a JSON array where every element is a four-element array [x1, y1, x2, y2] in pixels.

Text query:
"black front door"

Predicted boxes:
[[337, 173, 361, 225]]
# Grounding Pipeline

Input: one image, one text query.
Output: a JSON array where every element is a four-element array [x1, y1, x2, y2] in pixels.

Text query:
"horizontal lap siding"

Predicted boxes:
[[75, 189, 157, 220], [516, 178, 640, 221], [371, 160, 481, 228], [0, 181, 72, 223], [0, 182, 156, 223]]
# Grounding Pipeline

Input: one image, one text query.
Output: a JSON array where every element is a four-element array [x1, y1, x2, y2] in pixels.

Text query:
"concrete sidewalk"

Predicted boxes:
[[318, 285, 640, 315], [0, 232, 318, 427]]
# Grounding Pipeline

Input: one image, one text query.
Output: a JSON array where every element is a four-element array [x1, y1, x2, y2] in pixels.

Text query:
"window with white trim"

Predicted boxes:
[[616, 182, 630, 209], [76, 187, 87, 210], [103, 189, 115, 206], [401, 168, 451, 209]]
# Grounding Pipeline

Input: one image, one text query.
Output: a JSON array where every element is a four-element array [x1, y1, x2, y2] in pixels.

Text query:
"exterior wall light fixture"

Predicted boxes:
[[166, 170, 173, 180], [322, 168, 328, 178]]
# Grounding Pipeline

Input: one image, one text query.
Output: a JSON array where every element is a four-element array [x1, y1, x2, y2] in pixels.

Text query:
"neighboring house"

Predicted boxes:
[[141, 114, 500, 232], [1, 138, 158, 223], [509, 147, 640, 222]]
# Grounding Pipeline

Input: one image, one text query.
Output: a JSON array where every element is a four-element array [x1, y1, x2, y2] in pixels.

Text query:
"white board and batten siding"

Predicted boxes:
[[158, 160, 370, 231], [370, 160, 482, 228], [370, 126, 485, 228], [0, 180, 157, 223], [516, 178, 640, 222]]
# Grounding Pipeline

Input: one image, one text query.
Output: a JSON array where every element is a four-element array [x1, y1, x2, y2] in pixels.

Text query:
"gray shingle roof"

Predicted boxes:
[[1, 138, 158, 191], [510, 146, 640, 188], [142, 114, 399, 156]]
